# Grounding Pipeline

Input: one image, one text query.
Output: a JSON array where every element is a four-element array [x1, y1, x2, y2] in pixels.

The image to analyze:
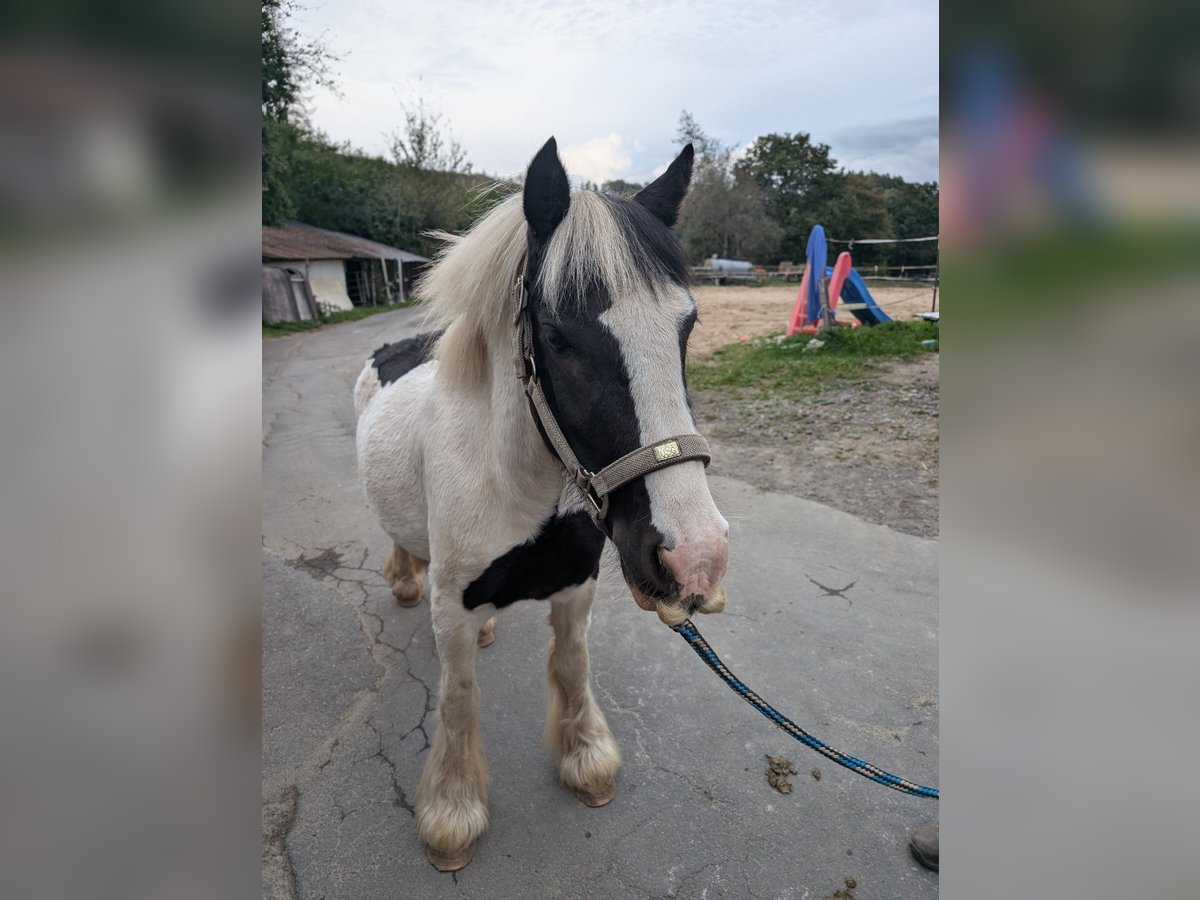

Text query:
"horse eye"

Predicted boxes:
[[543, 327, 572, 353]]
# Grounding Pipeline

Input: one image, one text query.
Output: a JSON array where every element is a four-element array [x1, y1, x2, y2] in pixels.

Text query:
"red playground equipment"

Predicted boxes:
[[785, 224, 893, 336]]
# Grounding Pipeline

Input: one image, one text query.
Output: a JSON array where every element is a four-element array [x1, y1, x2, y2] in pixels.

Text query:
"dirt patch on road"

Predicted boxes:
[[690, 283, 938, 356], [692, 354, 939, 539]]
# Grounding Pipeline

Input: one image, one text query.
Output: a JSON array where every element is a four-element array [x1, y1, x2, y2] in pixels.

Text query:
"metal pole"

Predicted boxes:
[[818, 276, 833, 329]]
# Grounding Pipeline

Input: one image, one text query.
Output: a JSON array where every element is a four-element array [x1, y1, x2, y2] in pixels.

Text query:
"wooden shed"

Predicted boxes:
[[261, 221, 428, 323]]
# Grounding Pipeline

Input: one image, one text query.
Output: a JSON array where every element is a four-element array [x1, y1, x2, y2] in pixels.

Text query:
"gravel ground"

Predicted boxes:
[[692, 354, 940, 539]]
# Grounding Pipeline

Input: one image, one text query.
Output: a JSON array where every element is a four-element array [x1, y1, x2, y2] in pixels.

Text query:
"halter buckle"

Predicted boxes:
[[575, 468, 607, 521]]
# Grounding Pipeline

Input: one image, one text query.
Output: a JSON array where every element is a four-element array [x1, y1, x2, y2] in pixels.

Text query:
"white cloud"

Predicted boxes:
[[559, 133, 634, 185], [834, 116, 940, 182], [906, 83, 940, 103], [290, 0, 939, 183]]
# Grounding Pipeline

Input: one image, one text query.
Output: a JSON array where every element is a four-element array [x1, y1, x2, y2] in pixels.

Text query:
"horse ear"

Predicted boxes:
[[634, 143, 694, 228], [523, 137, 571, 243]]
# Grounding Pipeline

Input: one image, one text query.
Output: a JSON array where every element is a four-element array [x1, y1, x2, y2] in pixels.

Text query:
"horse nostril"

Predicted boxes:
[[658, 544, 698, 595], [643, 542, 676, 596], [655, 544, 671, 576]]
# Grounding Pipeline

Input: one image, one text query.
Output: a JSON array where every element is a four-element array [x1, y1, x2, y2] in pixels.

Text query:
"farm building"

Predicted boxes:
[[262, 221, 428, 323]]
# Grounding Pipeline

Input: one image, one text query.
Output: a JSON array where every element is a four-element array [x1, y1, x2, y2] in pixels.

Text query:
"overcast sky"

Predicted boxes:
[[291, 0, 938, 186]]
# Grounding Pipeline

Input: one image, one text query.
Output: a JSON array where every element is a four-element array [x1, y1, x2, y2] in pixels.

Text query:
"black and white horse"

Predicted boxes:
[[354, 139, 729, 871]]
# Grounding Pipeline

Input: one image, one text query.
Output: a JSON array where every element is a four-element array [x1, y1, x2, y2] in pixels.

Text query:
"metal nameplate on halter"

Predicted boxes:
[[653, 440, 681, 462]]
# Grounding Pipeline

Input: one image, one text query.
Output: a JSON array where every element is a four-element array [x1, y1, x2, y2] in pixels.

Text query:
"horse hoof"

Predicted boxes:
[[477, 617, 496, 648], [427, 842, 476, 872], [393, 584, 422, 607], [573, 781, 617, 808]]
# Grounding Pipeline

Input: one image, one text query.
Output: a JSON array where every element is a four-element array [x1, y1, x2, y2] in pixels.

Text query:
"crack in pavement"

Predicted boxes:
[[267, 542, 436, 897], [366, 716, 416, 816], [262, 785, 300, 900], [294, 541, 439, 757], [806, 576, 858, 606], [659, 855, 746, 899], [586, 812, 661, 895], [265, 542, 437, 895], [592, 674, 728, 809]]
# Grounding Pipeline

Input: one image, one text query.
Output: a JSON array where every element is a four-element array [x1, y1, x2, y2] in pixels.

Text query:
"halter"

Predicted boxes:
[[511, 274, 712, 531]]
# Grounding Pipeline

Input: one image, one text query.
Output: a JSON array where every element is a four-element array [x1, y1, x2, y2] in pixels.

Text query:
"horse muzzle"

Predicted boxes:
[[628, 583, 728, 625], [627, 536, 729, 625]]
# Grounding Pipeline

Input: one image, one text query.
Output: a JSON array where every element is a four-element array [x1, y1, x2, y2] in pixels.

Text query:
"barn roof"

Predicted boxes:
[[263, 221, 428, 263]]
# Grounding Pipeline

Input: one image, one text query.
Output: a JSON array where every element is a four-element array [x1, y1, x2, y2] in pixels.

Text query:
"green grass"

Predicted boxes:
[[688, 320, 939, 397], [263, 301, 418, 338], [943, 222, 1200, 333]]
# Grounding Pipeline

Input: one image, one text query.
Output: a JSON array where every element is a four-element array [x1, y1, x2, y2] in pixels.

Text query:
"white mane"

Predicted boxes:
[[417, 191, 666, 384]]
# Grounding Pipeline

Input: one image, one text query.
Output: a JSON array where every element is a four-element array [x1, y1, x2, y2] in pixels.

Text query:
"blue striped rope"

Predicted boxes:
[[672, 619, 939, 800]]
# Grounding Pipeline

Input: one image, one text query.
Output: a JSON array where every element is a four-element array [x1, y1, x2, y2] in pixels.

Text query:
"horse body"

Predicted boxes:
[[355, 349, 435, 560], [354, 138, 728, 871], [356, 334, 565, 571]]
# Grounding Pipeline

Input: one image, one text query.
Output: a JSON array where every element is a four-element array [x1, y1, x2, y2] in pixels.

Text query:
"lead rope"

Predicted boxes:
[[671, 618, 939, 800]]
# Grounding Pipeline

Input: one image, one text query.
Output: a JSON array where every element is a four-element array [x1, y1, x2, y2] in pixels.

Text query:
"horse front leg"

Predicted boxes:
[[544, 578, 621, 807], [415, 596, 489, 871]]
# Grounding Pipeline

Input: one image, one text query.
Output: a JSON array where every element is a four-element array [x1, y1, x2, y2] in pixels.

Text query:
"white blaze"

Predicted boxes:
[[599, 286, 728, 552]]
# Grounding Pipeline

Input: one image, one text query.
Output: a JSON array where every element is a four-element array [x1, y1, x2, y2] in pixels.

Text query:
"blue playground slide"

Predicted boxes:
[[827, 266, 892, 325], [804, 226, 828, 325]]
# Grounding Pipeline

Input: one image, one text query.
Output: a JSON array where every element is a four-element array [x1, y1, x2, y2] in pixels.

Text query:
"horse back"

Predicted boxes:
[[354, 329, 443, 417]]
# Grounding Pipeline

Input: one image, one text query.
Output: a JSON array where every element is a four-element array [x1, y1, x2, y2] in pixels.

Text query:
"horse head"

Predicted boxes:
[[520, 138, 729, 624]]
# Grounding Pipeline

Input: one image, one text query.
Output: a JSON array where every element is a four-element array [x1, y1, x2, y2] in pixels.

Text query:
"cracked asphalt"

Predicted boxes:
[[263, 308, 939, 899]]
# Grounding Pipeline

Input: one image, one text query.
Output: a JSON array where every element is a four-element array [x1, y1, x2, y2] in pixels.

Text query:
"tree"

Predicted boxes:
[[261, 0, 295, 123], [277, 132, 512, 257], [261, 0, 338, 224], [675, 110, 723, 162], [736, 132, 835, 197], [262, 119, 302, 225], [387, 95, 471, 174], [261, 3, 508, 257], [735, 132, 838, 260], [819, 172, 892, 247], [601, 178, 645, 196], [380, 95, 490, 255], [817, 174, 939, 269], [670, 112, 781, 262], [261, 0, 336, 122], [732, 132, 940, 267], [881, 179, 939, 267], [677, 159, 781, 262]]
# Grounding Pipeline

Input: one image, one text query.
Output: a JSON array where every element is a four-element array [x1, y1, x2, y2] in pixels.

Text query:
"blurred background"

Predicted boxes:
[[0, 1, 260, 898], [941, 1, 1200, 897]]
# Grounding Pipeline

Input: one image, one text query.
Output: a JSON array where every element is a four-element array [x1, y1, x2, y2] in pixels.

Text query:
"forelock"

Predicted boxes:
[[536, 193, 692, 312]]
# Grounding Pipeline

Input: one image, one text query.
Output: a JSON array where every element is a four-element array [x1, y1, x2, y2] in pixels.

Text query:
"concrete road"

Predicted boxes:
[[263, 309, 939, 899]]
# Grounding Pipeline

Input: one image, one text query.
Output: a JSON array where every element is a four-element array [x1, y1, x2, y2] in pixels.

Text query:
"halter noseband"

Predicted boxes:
[[511, 274, 712, 532]]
